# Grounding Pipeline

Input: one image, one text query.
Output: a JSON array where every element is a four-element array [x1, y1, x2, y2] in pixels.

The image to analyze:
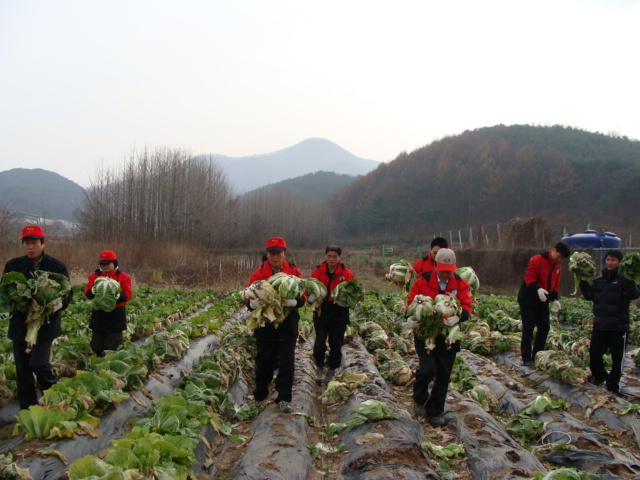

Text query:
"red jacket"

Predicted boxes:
[[408, 271, 472, 320], [311, 262, 355, 302], [413, 254, 436, 277], [84, 268, 132, 307], [248, 260, 303, 285], [517, 250, 562, 307], [84, 268, 132, 333]]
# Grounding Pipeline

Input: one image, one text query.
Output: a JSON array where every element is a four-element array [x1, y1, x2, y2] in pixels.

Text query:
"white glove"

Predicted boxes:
[[284, 298, 298, 308], [307, 294, 317, 304], [443, 315, 460, 327], [334, 300, 348, 308], [551, 300, 561, 313], [537, 288, 549, 302], [249, 298, 260, 309]]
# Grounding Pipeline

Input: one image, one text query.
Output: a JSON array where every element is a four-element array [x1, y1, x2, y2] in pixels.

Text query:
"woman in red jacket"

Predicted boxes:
[[310, 246, 355, 382], [517, 241, 570, 366], [84, 250, 132, 356]]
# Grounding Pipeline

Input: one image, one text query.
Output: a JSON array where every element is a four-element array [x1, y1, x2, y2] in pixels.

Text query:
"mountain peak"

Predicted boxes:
[[204, 138, 380, 193]]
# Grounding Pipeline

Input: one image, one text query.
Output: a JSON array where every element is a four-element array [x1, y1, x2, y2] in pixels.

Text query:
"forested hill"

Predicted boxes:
[[330, 124, 640, 240], [0, 168, 84, 221], [246, 171, 360, 201]]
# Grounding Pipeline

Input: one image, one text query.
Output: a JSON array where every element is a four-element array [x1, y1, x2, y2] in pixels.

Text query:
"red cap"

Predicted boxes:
[[22, 225, 45, 239], [434, 248, 458, 271], [265, 237, 286, 251], [99, 250, 117, 263]]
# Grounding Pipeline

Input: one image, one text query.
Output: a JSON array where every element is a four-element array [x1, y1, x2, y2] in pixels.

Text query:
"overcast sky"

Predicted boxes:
[[1, 0, 639, 188]]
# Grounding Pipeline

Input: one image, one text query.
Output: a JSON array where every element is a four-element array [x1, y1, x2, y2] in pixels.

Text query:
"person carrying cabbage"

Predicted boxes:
[[407, 248, 472, 427], [310, 245, 355, 383], [579, 249, 640, 396], [2, 225, 73, 410], [413, 237, 448, 276], [517, 241, 570, 366], [246, 237, 305, 414], [84, 250, 132, 356]]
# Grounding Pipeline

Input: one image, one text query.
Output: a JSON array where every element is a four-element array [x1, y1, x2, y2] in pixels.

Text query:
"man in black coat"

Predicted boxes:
[[3, 225, 72, 409], [580, 249, 640, 395]]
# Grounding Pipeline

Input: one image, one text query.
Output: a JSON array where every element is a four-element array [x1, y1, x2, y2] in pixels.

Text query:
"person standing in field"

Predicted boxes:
[[246, 237, 305, 414], [517, 241, 570, 366], [3, 225, 73, 409], [83, 250, 132, 356], [408, 248, 472, 427], [310, 245, 355, 383], [413, 237, 449, 276], [579, 249, 640, 396]]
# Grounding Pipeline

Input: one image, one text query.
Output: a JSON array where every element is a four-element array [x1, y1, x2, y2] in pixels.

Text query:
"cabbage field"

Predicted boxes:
[[2, 283, 640, 479]]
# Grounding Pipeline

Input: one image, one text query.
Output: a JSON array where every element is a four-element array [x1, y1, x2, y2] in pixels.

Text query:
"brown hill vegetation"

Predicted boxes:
[[331, 124, 640, 243]]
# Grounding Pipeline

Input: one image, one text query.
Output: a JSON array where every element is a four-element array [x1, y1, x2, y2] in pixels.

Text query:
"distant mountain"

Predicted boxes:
[[200, 138, 381, 193], [0, 168, 85, 221], [246, 170, 360, 201]]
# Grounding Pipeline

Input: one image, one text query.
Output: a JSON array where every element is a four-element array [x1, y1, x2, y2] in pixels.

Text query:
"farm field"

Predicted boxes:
[[2, 283, 640, 479]]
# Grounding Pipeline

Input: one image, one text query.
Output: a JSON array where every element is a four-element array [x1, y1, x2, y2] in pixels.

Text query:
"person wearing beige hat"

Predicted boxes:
[[407, 248, 472, 427], [83, 250, 132, 356]]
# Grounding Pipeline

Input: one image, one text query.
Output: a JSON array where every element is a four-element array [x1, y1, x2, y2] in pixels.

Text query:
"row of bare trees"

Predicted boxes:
[[76, 148, 330, 250]]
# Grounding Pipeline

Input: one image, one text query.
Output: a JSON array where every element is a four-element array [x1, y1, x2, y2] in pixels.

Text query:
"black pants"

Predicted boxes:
[[520, 305, 550, 363], [413, 336, 458, 417], [253, 336, 296, 403], [12, 340, 57, 410], [313, 321, 347, 369], [590, 330, 626, 391], [90, 331, 124, 357]]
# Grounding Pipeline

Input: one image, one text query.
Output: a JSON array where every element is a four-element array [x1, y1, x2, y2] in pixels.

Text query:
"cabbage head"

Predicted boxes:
[[92, 277, 121, 312]]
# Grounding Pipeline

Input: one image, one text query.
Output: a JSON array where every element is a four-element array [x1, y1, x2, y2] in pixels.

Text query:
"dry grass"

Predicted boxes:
[[1, 239, 550, 296]]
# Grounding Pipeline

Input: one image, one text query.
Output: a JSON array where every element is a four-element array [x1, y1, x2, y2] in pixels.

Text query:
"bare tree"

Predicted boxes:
[[0, 201, 13, 242], [76, 148, 236, 248]]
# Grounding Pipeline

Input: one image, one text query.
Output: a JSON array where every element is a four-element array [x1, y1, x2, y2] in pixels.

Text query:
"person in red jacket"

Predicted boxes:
[[408, 248, 472, 427], [310, 246, 355, 383], [247, 237, 305, 414], [413, 237, 448, 276], [84, 250, 132, 356], [517, 241, 570, 366]]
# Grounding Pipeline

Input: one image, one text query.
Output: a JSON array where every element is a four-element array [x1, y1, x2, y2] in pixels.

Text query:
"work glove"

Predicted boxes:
[[249, 298, 260, 310], [284, 298, 298, 308], [307, 294, 317, 304], [551, 300, 561, 313], [334, 300, 348, 308], [443, 315, 460, 327], [537, 288, 549, 302]]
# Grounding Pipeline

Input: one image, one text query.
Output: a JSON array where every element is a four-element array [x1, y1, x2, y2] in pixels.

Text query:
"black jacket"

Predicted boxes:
[[580, 268, 640, 332], [3, 253, 72, 342]]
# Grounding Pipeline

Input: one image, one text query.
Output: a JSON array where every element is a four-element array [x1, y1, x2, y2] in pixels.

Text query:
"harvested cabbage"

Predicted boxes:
[[568, 252, 597, 295], [330, 279, 364, 308], [92, 277, 122, 312]]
